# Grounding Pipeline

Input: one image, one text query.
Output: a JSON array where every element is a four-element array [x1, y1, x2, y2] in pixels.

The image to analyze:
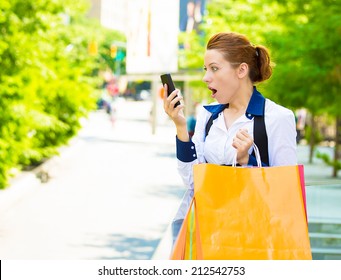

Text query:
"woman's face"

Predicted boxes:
[[202, 49, 241, 104]]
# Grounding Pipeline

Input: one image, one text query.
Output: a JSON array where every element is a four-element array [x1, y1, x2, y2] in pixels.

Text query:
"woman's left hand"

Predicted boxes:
[[232, 129, 253, 165]]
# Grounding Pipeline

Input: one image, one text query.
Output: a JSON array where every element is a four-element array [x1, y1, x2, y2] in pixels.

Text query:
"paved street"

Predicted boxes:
[[1, 98, 341, 260], [0, 99, 185, 259]]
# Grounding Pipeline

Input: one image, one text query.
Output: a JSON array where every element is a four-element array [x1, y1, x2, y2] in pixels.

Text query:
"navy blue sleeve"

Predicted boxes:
[[176, 136, 197, 162]]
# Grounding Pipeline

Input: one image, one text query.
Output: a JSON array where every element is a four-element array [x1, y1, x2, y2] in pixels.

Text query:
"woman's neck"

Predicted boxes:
[[229, 83, 253, 112]]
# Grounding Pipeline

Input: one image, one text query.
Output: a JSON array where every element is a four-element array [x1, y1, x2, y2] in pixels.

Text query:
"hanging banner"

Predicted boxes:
[[126, 0, 179, 74]]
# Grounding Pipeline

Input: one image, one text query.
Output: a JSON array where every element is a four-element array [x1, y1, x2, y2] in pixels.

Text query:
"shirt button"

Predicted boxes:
[[193, 154, 196, 157], [191, 146, 195, 149], [247, 113, 251, 117]]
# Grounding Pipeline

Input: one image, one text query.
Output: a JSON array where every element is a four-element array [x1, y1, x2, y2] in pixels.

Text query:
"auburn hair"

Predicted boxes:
[[207, 32, 272, 83]]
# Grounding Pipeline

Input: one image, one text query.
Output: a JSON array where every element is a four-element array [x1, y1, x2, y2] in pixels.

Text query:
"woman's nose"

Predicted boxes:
[[202, 72, 209, 83]]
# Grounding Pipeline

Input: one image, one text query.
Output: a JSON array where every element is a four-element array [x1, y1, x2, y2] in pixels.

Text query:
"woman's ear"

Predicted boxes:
[[237, 63, 249, 78]]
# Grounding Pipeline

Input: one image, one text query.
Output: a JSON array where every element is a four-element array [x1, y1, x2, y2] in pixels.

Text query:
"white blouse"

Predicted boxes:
[[174, 88, 297, 220]]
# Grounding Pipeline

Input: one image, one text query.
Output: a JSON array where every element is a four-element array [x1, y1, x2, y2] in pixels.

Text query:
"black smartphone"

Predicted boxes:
[[160, 73, 181, 108]]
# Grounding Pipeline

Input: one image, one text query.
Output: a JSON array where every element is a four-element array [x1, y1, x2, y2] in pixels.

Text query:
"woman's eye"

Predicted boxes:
[[204, 66, 218, 72]]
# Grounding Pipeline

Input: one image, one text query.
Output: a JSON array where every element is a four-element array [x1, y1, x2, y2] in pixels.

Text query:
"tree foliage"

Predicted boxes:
[[0, 0, 125, 188], [264, 0, 341, 171]]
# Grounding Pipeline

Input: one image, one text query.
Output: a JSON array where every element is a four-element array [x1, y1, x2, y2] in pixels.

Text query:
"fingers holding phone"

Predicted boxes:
[[161, 74, 185, 124], [161, 74, 181, 106], [163, 84, 182, 110]]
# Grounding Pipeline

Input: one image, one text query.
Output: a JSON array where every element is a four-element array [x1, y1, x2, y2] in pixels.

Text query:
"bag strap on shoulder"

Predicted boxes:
[[252, 115, 269, 165], [205, 114, 215, 138]]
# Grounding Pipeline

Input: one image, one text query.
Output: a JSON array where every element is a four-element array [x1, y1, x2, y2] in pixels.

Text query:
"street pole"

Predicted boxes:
[[151, 77, 158, 135], [184, 80, 193, 118]]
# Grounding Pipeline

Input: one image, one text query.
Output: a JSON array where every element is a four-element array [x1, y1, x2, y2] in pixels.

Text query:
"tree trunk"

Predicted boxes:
[[333, 116, 341, 177], [309, 114, 316, 164]]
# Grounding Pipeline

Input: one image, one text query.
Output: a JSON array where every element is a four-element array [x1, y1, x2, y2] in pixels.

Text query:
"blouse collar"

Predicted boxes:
[[203, 86, 265, 120]]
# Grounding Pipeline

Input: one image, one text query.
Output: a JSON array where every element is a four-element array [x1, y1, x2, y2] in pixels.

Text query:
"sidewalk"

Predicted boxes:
[[0, 99, 340, 259], [297, 145, 341, 186], [0, 99, 185, 259]]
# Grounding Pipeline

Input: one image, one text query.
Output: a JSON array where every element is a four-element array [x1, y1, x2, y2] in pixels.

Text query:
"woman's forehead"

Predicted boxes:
[[204, 49, 227, 64]]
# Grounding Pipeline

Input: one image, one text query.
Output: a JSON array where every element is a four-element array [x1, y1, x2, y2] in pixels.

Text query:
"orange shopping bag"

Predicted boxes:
[[171, 146, 311, 260], [170, 198, 203, 260]]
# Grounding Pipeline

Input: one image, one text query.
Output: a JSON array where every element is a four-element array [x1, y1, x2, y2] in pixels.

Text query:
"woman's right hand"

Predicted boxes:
[[163, 84, 189, 141], [163, 84, 186, 126]]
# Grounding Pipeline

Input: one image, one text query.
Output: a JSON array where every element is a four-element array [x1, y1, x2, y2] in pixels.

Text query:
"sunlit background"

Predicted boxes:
[[0, 0, 340, 260]]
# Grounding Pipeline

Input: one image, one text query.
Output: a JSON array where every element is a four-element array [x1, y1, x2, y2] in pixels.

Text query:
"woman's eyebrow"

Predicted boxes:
[[208, 62, 219, 66]]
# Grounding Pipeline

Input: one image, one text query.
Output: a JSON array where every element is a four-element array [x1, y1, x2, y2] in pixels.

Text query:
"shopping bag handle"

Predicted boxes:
[[232, 143, 262, 167]]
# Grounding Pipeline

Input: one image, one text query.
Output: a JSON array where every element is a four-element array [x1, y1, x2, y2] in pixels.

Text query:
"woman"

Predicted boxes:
[[163, 32, 297, 243]]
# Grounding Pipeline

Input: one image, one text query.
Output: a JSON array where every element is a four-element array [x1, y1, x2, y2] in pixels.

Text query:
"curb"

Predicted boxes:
[[0, 132, 80, 213]]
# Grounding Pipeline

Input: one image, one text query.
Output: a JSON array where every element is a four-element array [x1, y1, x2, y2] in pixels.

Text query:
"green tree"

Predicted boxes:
[[0, 0, 125, 188], [264, 0, 341, 175]]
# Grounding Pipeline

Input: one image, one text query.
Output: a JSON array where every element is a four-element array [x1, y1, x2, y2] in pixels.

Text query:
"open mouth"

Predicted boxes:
[[208, 87, 217, 97]]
